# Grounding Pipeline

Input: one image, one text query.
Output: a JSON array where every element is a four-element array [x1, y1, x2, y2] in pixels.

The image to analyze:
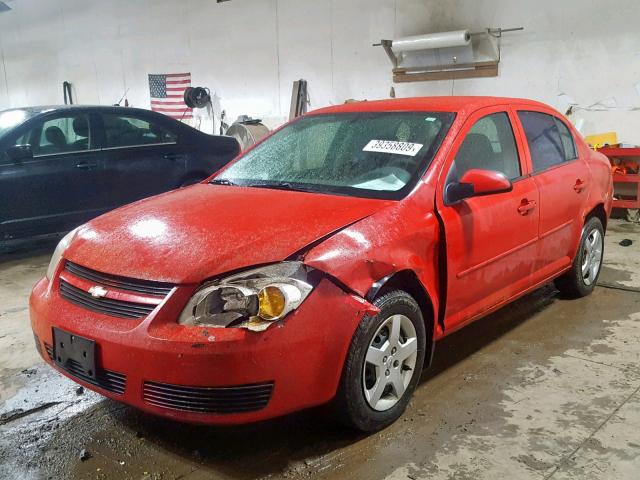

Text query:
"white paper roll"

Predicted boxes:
[[391, 30, 471, 52]]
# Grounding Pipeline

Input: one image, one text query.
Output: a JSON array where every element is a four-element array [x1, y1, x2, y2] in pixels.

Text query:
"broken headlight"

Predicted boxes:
[[178, 262, 314, 331]]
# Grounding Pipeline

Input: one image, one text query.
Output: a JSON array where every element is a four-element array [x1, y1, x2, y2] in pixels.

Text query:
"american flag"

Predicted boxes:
[[148, 72, 192, 119]]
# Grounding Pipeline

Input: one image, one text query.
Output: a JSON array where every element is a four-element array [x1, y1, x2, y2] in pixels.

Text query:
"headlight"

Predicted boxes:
[[46, 228, 79, 280], [178, 262, 314, 331]]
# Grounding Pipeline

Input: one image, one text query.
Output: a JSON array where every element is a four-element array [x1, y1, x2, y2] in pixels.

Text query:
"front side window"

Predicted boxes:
[[214, 112, 454, 200], [448, 112, 521, 184], [15, 114, 91, 156], [0, 109, 33, 139], [518, 111, 568, 172], [103, 115, 177, 148]]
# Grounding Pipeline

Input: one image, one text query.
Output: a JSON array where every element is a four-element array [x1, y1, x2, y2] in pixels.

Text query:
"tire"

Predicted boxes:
[[333, 290, 427, 432], [554, 216, 604, 298]]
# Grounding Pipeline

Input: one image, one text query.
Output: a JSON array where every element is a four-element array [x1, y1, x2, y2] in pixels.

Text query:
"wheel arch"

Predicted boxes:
[[366, 269, 436, 367], [585, 202, 607, 232]]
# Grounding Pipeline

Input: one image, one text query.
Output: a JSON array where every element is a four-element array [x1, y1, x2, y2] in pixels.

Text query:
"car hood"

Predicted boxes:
[[65, 184, 394, 284]]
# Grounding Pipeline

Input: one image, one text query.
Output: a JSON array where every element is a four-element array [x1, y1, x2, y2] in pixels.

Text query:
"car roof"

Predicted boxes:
[[308, 96, 553, 116], [0, 105, 159, 116]]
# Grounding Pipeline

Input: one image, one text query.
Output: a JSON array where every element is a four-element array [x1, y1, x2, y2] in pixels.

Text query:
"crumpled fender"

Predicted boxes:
[[303, 186, 441, 326]]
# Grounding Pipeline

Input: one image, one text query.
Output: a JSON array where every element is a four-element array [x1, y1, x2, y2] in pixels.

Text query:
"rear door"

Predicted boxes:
[[515, 109, 590, 275], [97, 112, 186, 209], [0, 112, 103, 241], [436, 106, 540, 331]]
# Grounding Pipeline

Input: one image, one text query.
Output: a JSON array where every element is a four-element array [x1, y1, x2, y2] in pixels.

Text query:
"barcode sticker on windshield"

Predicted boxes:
[[363, 140, 423, 156]]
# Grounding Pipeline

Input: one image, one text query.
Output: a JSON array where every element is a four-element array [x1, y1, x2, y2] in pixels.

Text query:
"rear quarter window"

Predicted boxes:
[[554, 118, 577, 160]]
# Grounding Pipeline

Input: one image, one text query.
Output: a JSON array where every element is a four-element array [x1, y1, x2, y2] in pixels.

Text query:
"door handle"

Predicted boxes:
[[517, 198, 537, 215], [574, 179, 588, 193], [75, 162, 96, 170]]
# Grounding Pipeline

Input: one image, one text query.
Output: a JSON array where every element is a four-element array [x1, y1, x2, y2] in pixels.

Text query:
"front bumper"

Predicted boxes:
[[30, 273, 369, 424]]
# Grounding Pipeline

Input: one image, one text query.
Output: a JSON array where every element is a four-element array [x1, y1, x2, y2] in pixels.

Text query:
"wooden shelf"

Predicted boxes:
[[392, 61, 498, 83]]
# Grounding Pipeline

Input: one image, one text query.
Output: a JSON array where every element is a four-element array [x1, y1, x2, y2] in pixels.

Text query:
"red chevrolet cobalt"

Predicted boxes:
[[30, 97, 613, 431]]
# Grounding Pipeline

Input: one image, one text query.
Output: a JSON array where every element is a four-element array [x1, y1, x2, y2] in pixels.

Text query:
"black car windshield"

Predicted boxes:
[[213, 111, 454, 200], [0, 109, 36, 139]]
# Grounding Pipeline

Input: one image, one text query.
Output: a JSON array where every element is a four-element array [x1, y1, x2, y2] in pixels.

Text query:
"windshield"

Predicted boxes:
[[0, 109, 33, 139], [214, 111, 454, 199]]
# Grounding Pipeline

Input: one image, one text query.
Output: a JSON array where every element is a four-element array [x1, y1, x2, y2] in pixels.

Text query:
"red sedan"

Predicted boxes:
[[30, 97, 613, 431]]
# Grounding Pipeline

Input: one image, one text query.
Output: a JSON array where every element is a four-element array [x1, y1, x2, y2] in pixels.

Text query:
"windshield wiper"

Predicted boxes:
[[211, 179, 319, 193], [209, 178, 239, 186], [245, 181, 318, 193]]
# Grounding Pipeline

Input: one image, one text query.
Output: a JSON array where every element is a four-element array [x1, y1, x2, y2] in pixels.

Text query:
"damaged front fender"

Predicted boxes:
[[302, 194, 441, 333]]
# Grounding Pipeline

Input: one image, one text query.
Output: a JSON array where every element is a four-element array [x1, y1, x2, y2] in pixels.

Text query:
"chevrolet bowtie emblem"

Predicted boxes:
[[88, 285, 108, 298]]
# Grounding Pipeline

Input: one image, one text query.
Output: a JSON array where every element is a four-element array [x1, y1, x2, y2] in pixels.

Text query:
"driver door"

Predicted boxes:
[[436, 106, 540, 332]]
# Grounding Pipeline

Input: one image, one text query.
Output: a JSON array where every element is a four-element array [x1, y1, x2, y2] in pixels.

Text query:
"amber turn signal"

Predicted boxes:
[[258, 286, 286, 320]]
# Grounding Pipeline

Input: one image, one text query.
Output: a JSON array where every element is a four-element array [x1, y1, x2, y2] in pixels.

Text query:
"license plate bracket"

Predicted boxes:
[[53, 328, 96, 380]]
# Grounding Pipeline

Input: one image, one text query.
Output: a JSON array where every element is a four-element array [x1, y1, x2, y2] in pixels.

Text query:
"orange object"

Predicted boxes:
[[598, 147, 640, 209]]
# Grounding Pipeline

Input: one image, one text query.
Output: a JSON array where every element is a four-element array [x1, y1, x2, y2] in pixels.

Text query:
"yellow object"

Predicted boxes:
[[585, 132, 618, 149], [258, 286, 286, 320]]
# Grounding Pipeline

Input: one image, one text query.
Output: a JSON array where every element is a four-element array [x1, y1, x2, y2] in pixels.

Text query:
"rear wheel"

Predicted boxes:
[[555, 216, 604, 297], [334, 290, 426, 432]]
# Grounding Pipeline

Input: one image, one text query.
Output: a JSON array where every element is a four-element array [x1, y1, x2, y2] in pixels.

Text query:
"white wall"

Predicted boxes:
[[0, 0, 639, 142], [416, 0, 640, 144]]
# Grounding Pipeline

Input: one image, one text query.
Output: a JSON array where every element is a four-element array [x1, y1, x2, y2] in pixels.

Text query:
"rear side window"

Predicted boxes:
[[518, 111, 576, 172], [102, 115, 177, 148], [448, 112, 521, 183]]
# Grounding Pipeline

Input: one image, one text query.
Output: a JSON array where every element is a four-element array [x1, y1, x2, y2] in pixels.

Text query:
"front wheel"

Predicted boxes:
[[555, 216, 604, 297], [333, 290, 427, 432]]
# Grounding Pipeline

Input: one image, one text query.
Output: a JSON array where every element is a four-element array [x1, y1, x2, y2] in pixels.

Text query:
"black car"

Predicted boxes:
[[0, 105, 239, 249]]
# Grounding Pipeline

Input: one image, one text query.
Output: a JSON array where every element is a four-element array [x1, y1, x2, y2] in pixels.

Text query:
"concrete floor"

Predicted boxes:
[[0, 219, 639, 480]]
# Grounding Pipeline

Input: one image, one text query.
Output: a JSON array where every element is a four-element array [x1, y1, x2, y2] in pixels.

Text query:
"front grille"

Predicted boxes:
[[44, 342, 127, 395], [143, 380, 274, 414], [59, 280, 157, 319], [64, 261, 174, 297]]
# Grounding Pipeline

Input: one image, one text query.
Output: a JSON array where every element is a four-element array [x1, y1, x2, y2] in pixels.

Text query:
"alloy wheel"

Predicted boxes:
[[362, 314, 418, 411], [581, 228, 603, 286]]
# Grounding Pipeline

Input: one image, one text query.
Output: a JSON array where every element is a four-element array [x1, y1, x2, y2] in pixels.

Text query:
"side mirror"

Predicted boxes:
[[445, 168, 512, 204], [6, 144, 34, 162]]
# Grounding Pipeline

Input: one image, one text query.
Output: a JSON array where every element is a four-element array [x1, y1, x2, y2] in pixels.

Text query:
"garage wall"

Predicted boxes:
[[0, 0, 638, 142], [0, 0, 405, 130], [416, 0, 640, 144]]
